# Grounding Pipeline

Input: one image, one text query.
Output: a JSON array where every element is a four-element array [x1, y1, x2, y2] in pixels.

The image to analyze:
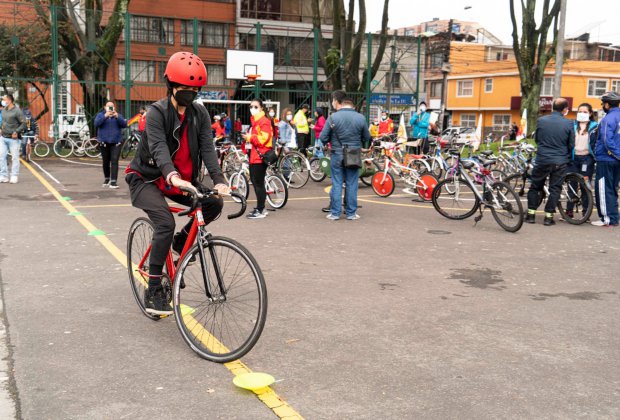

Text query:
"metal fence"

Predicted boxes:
[[0, 2, 426, 142]]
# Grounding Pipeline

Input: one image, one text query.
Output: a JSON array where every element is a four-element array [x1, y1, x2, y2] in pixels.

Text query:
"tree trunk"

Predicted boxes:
[[521, 84, 541, 137]]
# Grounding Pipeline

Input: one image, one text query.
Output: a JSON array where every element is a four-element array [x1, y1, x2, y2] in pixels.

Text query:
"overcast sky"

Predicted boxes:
[[363, 0, 620, 46]]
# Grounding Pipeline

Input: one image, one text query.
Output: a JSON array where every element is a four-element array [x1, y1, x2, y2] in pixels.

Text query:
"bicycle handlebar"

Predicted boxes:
[[178, 186, 247, 219]]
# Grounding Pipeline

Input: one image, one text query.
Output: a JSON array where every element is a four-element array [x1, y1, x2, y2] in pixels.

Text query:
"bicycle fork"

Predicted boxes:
[[194, 212, 227, 303]]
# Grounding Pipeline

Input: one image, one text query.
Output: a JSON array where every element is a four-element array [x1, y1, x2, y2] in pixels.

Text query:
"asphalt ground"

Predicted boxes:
[[0, 156, 619, 419]]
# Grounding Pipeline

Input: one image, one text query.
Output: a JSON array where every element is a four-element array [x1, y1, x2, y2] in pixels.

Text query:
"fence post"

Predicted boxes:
[[254, 22, 261, 99], [365, 32, 372, 124], [312, 27, 318, 143], [415, 35, 421, 108], [124, 12, 131, 119], [51, 4, 59, 140], [192, 18, 198, 55]]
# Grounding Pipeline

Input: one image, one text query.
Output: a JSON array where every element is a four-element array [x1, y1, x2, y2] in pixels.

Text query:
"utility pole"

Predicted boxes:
[[386, 30, 397, 113], [439, 19, 453, 131], [553, 0, 567, 98]]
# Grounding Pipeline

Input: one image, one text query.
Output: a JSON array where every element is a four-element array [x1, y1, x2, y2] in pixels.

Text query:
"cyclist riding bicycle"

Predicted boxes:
[[125, 51, 230, 315]]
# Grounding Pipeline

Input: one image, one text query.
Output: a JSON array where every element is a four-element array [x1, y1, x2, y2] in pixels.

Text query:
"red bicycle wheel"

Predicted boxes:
[[416, 174, 438, 201], [372, 172, 395, 197]]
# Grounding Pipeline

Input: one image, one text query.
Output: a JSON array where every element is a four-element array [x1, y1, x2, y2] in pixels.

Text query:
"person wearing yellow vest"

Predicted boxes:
[[293, 104, 311, 154], [369, 119, 379, 138]]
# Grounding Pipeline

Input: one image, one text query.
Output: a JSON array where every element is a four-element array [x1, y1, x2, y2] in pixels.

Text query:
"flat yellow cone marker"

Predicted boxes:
[[233, 372, 275, 391], [179, 304, 195, 316]]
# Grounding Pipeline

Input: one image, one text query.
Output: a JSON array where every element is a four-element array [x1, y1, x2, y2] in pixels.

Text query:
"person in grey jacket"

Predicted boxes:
[[0, 94, 25, 183], [319, 90, 371, 220], [526, 98, 575, 226]]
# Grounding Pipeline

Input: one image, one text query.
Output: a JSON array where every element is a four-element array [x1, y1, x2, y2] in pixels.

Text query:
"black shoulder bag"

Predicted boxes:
[[331, 117, 362, 169]]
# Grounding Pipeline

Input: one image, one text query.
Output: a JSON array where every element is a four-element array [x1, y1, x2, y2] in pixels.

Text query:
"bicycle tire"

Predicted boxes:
[[428, 157, 444, 179], [279, 150, 310, 189], [490, 169, 507, 182], [557, 173, 593, 225], [33, 141, 50, 158], [222, 152, 242, 182], [120, 139, 132, 159], [53, 138, 73, 158], [371, 172, 395, 197], [72, 140, 86, 157], [127, 218, 162, 321], [489, 181, 524, 232], [407, 158, 430, 175], [416, 174, 438, 201], [228, 172, 249, 201], [266, 174, 288, 209], [309, 157, 326, 182], [173, 236, 267, 363], [84, 138, 101, 158], [432, 177, 479, 220]]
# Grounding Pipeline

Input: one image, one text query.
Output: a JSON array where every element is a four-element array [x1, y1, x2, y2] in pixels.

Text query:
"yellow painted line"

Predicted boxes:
[[23, 159, 304, 420], [358, 197, 433, 209]]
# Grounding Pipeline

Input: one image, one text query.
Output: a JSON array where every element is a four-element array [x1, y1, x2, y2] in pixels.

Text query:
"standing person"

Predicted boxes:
[[234, 116, 242, 133], [509, 122, 519, 140], [245, 98, 274, 219], [310, 107, 326, 156], [125, 51, 229, 315], [278, 108, 295, 147], [378, 110, 393, 136], [525, 98, 574, 226], [211, 114, 226, 140], [95, 101, 127, 189], [293, 104, 311, 154], [127, 106, 147, 134], [21, 108, 38, 162], [0, 94, 25, 184], [410, 102, 431, 154], [268, 107, 279, 141], [222, 112, 232, 136], [320, 90, 371, 221], [592, 91, 620, 227], [369, 118, 379, 139], [565, 103, 597, 218]]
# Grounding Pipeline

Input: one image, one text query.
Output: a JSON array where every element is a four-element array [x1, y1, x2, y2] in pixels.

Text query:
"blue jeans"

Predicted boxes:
[[0, 137, 21, 178], [595, 160, 620, 225], [329, 152, 359, 218]]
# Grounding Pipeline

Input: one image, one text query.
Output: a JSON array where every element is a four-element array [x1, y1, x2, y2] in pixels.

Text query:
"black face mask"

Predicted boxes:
[[174, 90, 197, 107]]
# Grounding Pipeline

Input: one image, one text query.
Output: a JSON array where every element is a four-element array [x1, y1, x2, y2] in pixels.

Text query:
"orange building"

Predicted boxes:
[[428, 42, 620, 137]]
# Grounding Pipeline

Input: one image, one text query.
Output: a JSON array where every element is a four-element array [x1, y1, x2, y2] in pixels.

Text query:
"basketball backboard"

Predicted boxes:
[[226, 50, 275, 81]]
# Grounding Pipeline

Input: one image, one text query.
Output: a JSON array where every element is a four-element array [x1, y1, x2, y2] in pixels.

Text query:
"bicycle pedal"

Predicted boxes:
[[474, 214, 483, 223]]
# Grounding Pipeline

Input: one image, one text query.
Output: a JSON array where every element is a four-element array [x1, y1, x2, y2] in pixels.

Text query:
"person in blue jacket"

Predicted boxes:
[[592, 91, 620, 226], [95, 101, 127, 188], [409, 102, 431, 154]]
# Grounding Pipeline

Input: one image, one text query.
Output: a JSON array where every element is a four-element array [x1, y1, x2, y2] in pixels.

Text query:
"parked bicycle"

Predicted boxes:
[[22, 135, 50, 158], [120, 130, 142, 159], [228, 154, 288, 209], [127, 188, 267, 362], [53, 134, 100, 158]]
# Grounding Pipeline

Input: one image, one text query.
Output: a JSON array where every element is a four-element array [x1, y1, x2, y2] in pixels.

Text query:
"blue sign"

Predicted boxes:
[[198, 91, 228, 101], [370, 94, 416, 106]]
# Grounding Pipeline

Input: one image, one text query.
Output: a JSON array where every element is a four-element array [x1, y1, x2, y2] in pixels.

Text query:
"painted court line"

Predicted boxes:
[[22, 160, 304, 420], [60, 157, 101, 167], [28, 159, 64, 187]]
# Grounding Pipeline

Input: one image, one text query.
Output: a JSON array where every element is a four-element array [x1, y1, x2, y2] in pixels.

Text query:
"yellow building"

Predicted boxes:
[[429, 42, 620, 137]]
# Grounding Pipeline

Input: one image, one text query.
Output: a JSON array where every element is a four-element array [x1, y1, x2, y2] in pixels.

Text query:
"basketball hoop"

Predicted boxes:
[[245, 74, 261, 82]]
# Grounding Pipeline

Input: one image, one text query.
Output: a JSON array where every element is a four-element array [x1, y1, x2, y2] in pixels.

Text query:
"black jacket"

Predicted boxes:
[[534, 111, 575, 165], [129, 97, 226, 186]]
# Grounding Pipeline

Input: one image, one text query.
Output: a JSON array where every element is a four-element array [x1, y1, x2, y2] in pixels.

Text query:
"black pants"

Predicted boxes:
[[126, 173, 223, 267], [297, 132, 309, 154], [527, 163, 568, 214], [249, 163, 267, 211], [101, 142, 121, 182]]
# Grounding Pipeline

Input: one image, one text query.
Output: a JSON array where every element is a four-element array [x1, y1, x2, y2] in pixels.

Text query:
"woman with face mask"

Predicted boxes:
[[278, 108, 296, 149], [410, 102, 431, 154], [310, 107, 326, 157], [268, 107, 279, 141], [378, 111, 394, 136], [245, 98, 274, 219]]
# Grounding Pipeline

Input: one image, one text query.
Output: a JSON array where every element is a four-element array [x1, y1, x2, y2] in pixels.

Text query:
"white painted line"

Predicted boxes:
[[29, 159, 64, 187], [60, 158, 101, 167]]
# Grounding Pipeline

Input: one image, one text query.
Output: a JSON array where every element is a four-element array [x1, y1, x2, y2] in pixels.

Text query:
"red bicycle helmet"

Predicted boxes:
[[164, 52, 207, 87]]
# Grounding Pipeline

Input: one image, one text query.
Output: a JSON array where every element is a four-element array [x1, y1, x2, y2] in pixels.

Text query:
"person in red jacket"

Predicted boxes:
[[378, 110, 394, 136], [245, 98, 274, 219], [211, 114, 226, 141]]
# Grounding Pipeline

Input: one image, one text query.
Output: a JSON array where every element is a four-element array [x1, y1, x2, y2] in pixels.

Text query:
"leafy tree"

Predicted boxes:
[[509, 0, 561, 133]]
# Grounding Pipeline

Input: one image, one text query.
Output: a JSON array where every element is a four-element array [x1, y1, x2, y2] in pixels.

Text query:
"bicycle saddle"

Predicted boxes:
[[462, 160, 476, 169], [448, 148, 460, 155], [480, 158, 496, 166], [480, 150, 494, 156]]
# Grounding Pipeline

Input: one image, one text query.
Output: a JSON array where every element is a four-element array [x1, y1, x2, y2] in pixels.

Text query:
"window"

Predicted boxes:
[[611, 80, 620, 92], [181, 21, 228, 48], [430, 81, 442, 98], [457, 80, 473, 97], [541, 77, 554, 96], [385, 72, 401, 89], [119, 60, 157, 83], [129, 16, 174, 44], [493, 114, 511, 132], [430, 53, 443, 69], [207, 65, 225, 86], [240, 0, 333, 24], [485, 78, 493, 93], [460, 113, 476, 128], [587, 79, 608, 97]]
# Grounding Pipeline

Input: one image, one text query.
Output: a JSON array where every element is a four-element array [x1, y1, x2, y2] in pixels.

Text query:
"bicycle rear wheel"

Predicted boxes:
[[120, 139, 133, 159], [266, 174, 288, 209], [53, 138, 73, 158], [489, 181, 524, 232], [432, 177, 479, 220], [222, 152, 242, 182], [557, 173, 593, 225], [228, 172, 249, 201], [127, 218, 162, 321], [173, 236, 267, 363], [504, 173, 527, 197], [309, 157, 326, 182], [84, 138, 101, 158], [33, 141, 50, 158], [279, 151, 310, 189], [416, 174, 438, 201]]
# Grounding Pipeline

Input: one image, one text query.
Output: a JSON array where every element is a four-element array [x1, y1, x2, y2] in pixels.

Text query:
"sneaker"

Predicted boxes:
[[525, 213, 535, 224], [247, 208, 267, 219], [591, 220, 607, 226], [543, 217, 555, 226], [321, 207, 331, 213], [9, 176, 18, 184], [326, 213, 340, 220], [262, 209, 269, 216], [0, 177, 8, 183], [102, 179, 110, 188], [346, 213, 361, 220], [144, 286, 173, 316], [109, 182, 119, 189]]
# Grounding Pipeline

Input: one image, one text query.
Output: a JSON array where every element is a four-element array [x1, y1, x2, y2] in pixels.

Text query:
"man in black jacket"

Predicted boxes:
[[526, 98, 575, 226]]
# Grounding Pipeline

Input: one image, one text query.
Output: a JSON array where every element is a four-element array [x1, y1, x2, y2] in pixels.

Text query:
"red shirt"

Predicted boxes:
[[154, 113, 192, 196], [212, 121, 226, 138], [138, 113, 146, 131]]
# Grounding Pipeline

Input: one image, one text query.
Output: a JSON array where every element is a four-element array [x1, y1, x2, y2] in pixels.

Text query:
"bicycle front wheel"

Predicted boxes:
[[489, 181, 524, 232], [127, 218, 162, 321], [309, 157, 326, 182], [84, 138, 101, 158], [173, 236, 267, 363], [557, 173, 593, 225], [53, 138, 73, 158], [228, 171, 249, 201], [33, 141, 50, 158], [279, 151, 310, 189], [504, 173, 527, 197], [266, 174, 288, 209], [120, 139, 133, 159], [432, 177, 479, 220]]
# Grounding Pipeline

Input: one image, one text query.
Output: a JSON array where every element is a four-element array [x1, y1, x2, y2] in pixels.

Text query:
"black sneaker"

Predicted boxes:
[[109, 181, 119, 189], [543, 217, 555, 226], [144, 286, 173, 316], [247, 208, 267, 219], [525, 213, 536, 224]]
